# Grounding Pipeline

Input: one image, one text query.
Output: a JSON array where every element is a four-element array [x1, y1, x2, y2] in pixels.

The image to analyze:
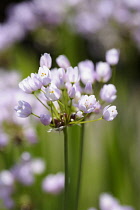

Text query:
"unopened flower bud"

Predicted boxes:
[[56, 55, 70, 69], [14, 101, 32, 118], [40, 53, 52, 69]]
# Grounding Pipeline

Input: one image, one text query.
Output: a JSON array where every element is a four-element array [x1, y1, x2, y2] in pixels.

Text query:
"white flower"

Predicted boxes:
[[40, 53, 52, 69], [106, 49, 119, 65], [40, 113, 52, 125], [44, 83, 61, 101], [78, 60, 95, 84], [42, 172, 64, 195], [102, 105, 118, 121], [14, 101, 32, 118], [100, 84, 117, 103], [56, 55, 70, 69], [38, 66, 51, 86], [78, 95, 97, 113], [66, 66, 80, 83], [96, 62, 111, 82]]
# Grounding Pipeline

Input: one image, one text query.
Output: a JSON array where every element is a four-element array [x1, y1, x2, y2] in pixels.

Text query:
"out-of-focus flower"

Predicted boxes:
[[78, 60, 95, 85], [15, 101, 32, 118], [96, 62, 111, 83], [40, 113, 52, 125], [102, 105, 118, 121], [42, 172, 64, 194], [56, 55, 71, 69], [99, 193, 134, 210], [100, 84, 117, 103], [106, 49, 120, 65], [40, 53, 52, 69], [30, 158, 46, 174]]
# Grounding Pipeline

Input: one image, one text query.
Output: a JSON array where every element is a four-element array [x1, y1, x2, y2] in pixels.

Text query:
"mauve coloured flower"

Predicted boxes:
[[96, 62, 112, 82], [56, 55, 71, 69], [14, 101, 32, 118], [44, 83, 61, 101], [42, 172, 64, 194], [66, 66, 80, 84], [38, 66, 51, 86], [102, 105, 118, 121], [40, 113, 52, 125], [78, 95, 97, 113], [100, 84, 117, 103], [78, 60, 95, 85], [40, 53, 52, 69], [106, 48, 120, 65]]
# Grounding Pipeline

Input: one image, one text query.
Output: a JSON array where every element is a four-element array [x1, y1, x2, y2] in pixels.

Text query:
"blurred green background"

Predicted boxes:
[[0, 0, 140, 210]]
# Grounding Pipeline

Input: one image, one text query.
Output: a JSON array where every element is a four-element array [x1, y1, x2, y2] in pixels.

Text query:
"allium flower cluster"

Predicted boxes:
[[88, 193, 134, 210], [15, 51, 118, 130]]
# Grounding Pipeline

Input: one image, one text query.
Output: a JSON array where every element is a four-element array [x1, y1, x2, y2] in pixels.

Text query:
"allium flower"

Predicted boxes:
[[100, 84, 117, 103], [30, 158, 45, 174], [96, 62, 111, 82], [84, 82, 93, 94], [40, 53, 52, 69], [102, 105, 118, 121], [106, 49, 120, 65], [19, 76, 37, 94], [42, 172, 64, 194], [78, 95, 97, 113], [66, 66, 80, 83], [99, 193, 134, 210], [14, 100, 32, 118], [44, 83, 61, 101], [38, 66, 51, 86], [56, 55, 70, 69], [40, 113, 52, 125], [78, 60, 95, 85]]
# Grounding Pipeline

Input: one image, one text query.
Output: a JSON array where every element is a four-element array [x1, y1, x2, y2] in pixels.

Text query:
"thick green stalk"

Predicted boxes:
[[75, 123, 85, 210], [63, 127, 69, 210]]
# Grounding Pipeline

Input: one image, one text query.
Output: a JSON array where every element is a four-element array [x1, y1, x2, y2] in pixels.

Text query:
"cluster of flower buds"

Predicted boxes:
[[88, 193, 134, 210], [15, 49, 119, 130]]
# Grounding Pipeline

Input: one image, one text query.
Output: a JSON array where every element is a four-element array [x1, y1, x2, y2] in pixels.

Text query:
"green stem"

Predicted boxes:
[[75, 123, 85, 210], [31, 113, 40, 118], [63, 127, 69, 210], [34, 93, 49, 110], [70, 117, 103, 125]]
